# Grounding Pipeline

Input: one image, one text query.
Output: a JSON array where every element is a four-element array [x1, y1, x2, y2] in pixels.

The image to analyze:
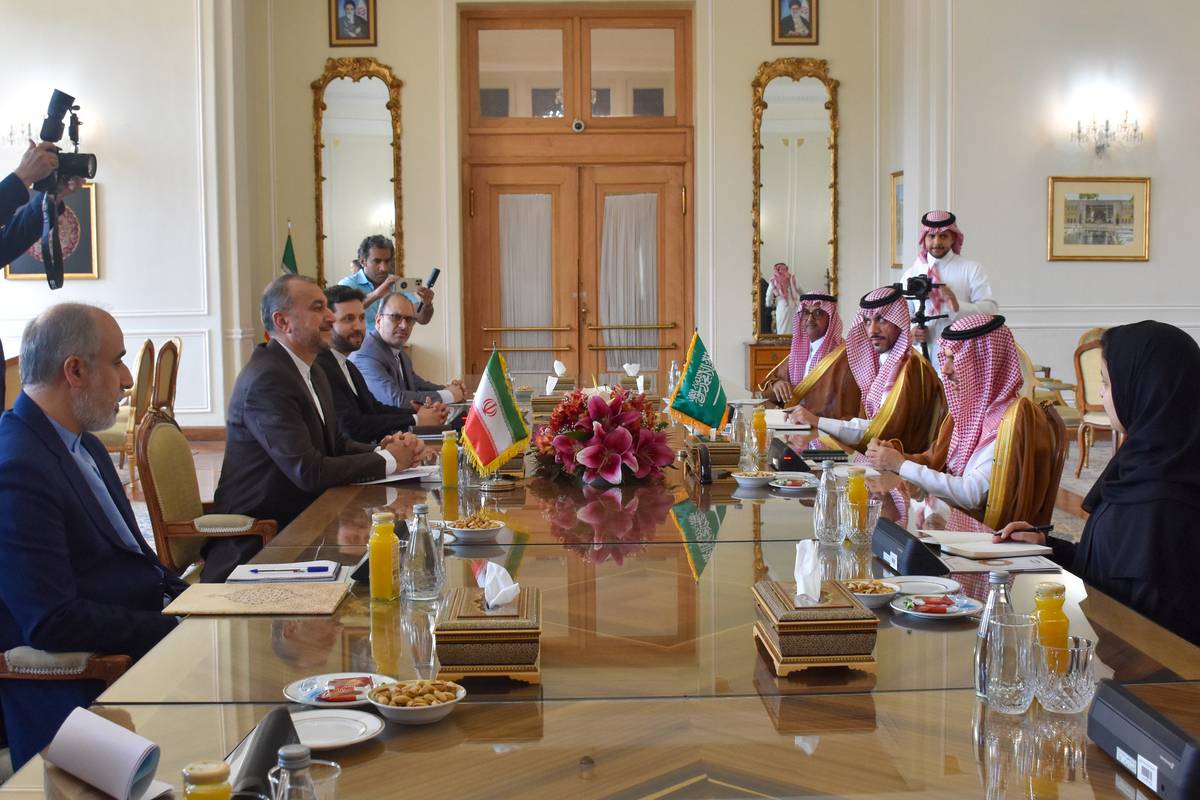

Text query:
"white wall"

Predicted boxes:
[[0, 0, 230, 423], [887, 0, 1200, 379]]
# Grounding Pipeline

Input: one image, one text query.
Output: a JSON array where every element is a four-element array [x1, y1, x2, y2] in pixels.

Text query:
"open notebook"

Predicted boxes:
[[916, 529, 1052, 559], [763, 408, 810, 431]]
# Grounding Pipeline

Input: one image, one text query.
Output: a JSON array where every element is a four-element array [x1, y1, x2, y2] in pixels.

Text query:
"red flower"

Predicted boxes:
[[576, 422, 637, 484], [576, 486, 640, 540], [631, 428, 674, 479]]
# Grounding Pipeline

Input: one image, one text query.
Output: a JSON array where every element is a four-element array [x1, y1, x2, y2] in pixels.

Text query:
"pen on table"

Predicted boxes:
[[1009, 524, 1054, 534], [249, 566, 331, 574]]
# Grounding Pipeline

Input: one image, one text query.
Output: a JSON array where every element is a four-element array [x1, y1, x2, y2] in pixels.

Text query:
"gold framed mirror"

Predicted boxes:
[[311, 57, 403, 287], [751, 58, 839, 341]]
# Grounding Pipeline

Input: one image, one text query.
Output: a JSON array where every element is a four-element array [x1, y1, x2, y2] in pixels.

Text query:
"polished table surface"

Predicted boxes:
[[13, 454, 1200, 797]]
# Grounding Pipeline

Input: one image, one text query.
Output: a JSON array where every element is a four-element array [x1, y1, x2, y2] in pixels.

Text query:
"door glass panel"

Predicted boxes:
[[499, 194, 554, 378], [589, 28, 675, 118], [599, 193, 659, 380], [478, 29, 564, 119]]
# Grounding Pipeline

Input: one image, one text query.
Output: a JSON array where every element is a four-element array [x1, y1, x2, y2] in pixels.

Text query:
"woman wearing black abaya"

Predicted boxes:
[[997, 321, 1200, 645]]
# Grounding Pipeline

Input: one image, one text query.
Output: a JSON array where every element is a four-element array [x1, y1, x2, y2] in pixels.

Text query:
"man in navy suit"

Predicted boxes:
[[351, 292, 465, 410], [0, 304, 188, 769]]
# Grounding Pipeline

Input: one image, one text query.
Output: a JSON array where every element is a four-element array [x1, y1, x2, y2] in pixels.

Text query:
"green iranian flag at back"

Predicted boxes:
[[668, 332, 729, 433], [462, 351, 529, 475]]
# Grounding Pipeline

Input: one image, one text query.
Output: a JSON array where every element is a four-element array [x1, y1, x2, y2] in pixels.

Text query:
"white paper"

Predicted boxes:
[[764, 408, 810, 430], [353, 465, 439, 485], [940, 541, 1053, 559], [226, 560, 340, 583], [545, 376, 558, 396], [939, 555, 1061, 574], [622, 362, 640, 377], [553, 360, 567, 377], [479, 561, 520, 609], [636, 375, 645, 394], [44, 707, 169, 800], [793, 540, 822, 604]]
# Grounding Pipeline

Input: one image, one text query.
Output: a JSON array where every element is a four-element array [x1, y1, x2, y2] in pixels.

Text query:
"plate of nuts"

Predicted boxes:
[[367, 679, 466, 725], [444, 512, 506, 543]]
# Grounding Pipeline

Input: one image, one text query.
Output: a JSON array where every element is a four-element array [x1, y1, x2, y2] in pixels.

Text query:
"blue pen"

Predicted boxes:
[[249, 566, 331, 574]]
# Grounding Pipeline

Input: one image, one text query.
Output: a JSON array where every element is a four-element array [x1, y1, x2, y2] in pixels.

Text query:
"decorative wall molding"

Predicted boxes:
[[120, 328, 212, 414]]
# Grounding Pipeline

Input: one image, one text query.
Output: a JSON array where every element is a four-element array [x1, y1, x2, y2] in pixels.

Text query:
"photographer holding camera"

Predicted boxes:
[[338, 234, 435, 330], [901, 210, 997, 368], [1, 141, 83, 265]]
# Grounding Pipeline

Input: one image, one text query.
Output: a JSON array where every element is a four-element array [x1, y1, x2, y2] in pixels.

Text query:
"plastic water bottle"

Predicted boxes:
[[812, 460, 839, 543], [272, 745, 318, 800], [403, 503, 444, 601], [974, 570, 1013, 698], [666, 360, 681, 395]]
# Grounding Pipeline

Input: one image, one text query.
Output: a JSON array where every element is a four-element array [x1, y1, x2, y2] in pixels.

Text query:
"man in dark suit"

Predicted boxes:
[[202, 275, 425, 581], [779, 0, 812, 37], [351, 292, 466, 409], [0, 304, 188, 769], [316, 286, 448, 443]]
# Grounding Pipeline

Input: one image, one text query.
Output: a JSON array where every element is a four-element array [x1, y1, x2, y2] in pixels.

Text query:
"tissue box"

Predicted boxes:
[[752, 580, 878, 676], [436, 587, 541, 684]]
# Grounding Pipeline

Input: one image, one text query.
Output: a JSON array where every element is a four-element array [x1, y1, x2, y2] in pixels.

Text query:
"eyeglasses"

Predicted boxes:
[[379, 313, 418, 326]]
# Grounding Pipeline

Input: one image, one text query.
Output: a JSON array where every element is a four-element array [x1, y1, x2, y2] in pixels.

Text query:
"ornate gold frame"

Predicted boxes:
[[1046, 175, 1150, 262], [311, 57, 404, 287], [751, 58, 839, 341]]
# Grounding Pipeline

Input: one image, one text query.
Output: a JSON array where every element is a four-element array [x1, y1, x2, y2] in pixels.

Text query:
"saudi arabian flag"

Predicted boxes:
[[462, 351, 530, 476], [281, 228, 298, 275], [668, 332, 729, 433], [670, 499, 727, 581]]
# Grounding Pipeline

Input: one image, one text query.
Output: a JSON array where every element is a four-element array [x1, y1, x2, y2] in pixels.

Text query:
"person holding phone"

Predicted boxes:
[[338, 234, 436, 329]]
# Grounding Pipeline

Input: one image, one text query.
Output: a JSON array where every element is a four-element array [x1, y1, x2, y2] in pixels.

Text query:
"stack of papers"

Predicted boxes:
[[917, 529, 1052, 559], [941, 555, 1061, 574], [354, 465, 439, 485], [227, 560, 340, 583], [764, 408, 810, 431]]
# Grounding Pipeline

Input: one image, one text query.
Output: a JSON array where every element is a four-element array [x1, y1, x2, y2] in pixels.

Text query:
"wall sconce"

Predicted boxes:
[[2, 123, 34, 147], [1071, 111, 1142, 157]]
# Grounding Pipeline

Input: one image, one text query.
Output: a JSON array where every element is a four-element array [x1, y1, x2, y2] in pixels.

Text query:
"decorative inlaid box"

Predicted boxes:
[[436, 587, 541, 684], [752, 580, 878, 676]]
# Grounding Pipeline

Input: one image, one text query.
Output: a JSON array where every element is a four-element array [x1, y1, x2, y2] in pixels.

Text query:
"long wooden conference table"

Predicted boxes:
[[5, 458, 1200, 797]]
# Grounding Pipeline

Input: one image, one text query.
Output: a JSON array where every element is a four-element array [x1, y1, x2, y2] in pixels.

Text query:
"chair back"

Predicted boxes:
[[1041, 402, 1069, 514], [3, 356, 19, 410], [1014, 343, 1037, 401], [1078, 327, 1105, 347], [128, 339, 155, 432], [151, 338, 180, 413], [136, 409, 205, 573], [1074, 339, 1106, 412]]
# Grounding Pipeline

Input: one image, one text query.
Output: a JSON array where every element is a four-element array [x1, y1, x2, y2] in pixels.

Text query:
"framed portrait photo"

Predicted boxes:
[[4, 181, 98, 281], [329, 0, 377, 48], [772, 0, 818, 46], [1047, 176, 1150, 261], [890, 170, 904, 268]]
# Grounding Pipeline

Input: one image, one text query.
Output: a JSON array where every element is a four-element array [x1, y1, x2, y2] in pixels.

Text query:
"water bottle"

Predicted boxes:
[[666, 359, 681, 395], [974, 570, 1013, 698], [403, 503, 444, 601], [812, 460, 839, 543], [272, 745, 318, 800]]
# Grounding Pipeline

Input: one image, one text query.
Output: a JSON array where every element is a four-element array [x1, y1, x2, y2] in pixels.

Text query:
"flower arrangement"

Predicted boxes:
[[528, 480, 678, 565], [532, 388, 674, 484]]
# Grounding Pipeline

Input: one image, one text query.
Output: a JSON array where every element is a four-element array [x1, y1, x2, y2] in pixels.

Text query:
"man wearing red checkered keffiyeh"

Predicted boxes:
[[789, 286, 945, 454], [760, 294, 860, 419], [901, 210, 998, 368], [866, 315, 1064, 530]]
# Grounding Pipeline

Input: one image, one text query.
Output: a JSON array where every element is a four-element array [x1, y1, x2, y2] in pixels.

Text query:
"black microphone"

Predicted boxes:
[[416, 267, 440, 314]]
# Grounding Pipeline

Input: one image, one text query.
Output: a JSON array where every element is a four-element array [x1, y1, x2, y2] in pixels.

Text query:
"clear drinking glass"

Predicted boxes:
[[402, 597, 441, 680], [986, 613, 1037, 715], [267, 760, 341, 800], [983, 705, 1033, 799], [1035, 636, 1097, 714], [837, 494, 882, 545]]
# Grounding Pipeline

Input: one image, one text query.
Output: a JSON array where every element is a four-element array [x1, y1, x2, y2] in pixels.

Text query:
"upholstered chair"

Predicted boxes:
[[1073, 338, 1120, 478], [3, 356, 19, 411], [98, 338, 155, 482], [151, 337, 181, 415]]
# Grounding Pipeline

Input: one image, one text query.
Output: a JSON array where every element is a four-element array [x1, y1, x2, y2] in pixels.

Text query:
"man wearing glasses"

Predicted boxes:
[[351, 292, 466, 411]]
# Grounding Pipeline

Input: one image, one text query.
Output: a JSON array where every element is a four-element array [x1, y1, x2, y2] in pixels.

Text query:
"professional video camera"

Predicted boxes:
[[892, 275, 947, 362], [34, 90, 97, 289]]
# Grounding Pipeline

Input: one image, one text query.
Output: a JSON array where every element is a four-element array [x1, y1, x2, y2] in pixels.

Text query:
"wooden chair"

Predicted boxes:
[[150, 337, 181, 414], [97, 339, 154, 483], [136, 409, 277, 575], [0, 648, 131, 688], [3, 356, 19, 411], [1073, 338, 1120, 478]]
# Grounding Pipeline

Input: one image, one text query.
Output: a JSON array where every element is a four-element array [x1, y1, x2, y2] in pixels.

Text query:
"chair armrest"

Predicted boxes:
[[165, 518, 278, 546], [201, 501, 216, 515], [0, 648, 132, 688]]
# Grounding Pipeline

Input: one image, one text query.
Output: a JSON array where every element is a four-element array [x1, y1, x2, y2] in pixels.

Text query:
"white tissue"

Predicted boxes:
[[636, 375, 645, 394], [553, 360, 567, 377], [622, 362, 640, 377], [794, 540, 822, 604], [479, 561, 520, 609], [545, 376, 558, 396]]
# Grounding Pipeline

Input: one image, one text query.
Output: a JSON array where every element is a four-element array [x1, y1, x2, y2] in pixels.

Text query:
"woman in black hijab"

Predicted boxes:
[[997, 321, 1200, 645]]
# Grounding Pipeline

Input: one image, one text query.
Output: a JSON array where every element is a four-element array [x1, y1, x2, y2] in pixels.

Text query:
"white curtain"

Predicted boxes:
[[498, 194, 554, 376], [599, 193, 659, 376]]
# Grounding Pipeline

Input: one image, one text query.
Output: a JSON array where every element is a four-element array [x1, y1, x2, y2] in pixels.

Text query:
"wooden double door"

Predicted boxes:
[[464, 163, 691, 395]]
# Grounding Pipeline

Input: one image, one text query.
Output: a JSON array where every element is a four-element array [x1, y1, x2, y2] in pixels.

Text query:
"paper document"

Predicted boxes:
[[354, 465, 438, 485], [941, 554, 1060, 574], [44, 707, 171, 799], [227, 560, 340, 583], [917, 529, 1051, 558], [764, 408, 810, 430]]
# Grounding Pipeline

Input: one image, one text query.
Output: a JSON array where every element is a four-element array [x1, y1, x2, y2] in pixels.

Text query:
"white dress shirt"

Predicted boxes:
[[277, 341, 396, 473], [802, 334, 826, 378], [332, 349, 358, 397], [898, 440, 995, 510], [816, 350, 890, 443], [902, 251, 998, 366]]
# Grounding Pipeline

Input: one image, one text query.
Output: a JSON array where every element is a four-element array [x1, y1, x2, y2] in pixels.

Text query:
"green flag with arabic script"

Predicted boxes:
[[668, 331, 729, 433]]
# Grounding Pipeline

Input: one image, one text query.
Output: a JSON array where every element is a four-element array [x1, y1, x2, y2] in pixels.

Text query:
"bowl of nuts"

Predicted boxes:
[[841, 579, 900, 609], [367, 679, 466, 725], [730, 470, 775, 488], [444, 512, 506, 544]]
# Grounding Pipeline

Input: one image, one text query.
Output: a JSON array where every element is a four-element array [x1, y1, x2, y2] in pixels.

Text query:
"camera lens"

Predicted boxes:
[[58, 153, 97, 179]]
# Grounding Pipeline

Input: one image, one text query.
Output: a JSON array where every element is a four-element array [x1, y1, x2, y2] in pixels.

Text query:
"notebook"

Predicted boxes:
[[942, 555, 1061, 574], [917, 529, 1052, 559], [764, 408, 811, 431], [226, 560, 341, 583]]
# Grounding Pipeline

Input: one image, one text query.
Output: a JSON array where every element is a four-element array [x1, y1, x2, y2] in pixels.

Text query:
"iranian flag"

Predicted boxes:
[[461, 351, 529, 476]]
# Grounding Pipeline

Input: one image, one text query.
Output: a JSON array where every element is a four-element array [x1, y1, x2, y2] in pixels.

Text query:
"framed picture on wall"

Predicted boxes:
[[329, 0, 377, 47], [1047, 176, 1150, 261], [772, 0, 818, 45], [890, 171, 904, 268], [4, 182, 98, 281]]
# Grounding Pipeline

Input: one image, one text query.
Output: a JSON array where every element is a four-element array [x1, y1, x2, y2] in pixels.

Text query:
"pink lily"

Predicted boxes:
[[576, 486, 640, 540], [551, 434, 585, 472], [631, 428, 675, 479], [576, 422, 636, 484], [586, 392, 641, 431]]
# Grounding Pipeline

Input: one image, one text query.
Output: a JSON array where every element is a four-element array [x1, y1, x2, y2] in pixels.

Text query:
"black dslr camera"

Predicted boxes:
[[32, 90, 97, 193], [892, 276, 947, 362], [34, 90, 97, 290]]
